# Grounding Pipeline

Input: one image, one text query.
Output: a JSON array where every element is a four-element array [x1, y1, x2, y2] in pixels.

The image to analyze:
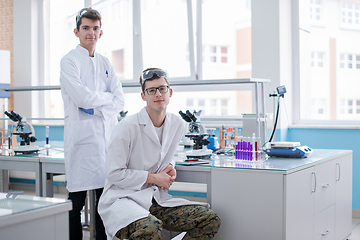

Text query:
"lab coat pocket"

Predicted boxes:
[[70, 144, 103, 186], [70, 119, 97, 146]]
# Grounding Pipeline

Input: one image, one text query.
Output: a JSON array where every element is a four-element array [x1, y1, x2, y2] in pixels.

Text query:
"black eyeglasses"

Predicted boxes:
[[142, 69, 167, 81], [144, 85, 169, 95]]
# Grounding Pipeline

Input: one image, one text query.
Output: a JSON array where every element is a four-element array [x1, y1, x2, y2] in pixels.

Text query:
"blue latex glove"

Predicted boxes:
[[79, 108, 94, 115]]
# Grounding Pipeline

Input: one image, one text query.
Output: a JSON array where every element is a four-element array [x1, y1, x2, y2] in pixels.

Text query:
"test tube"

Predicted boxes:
[[252, 133, 256, 162], [46, 126, 49, 144], [45, 126, 51, 148]]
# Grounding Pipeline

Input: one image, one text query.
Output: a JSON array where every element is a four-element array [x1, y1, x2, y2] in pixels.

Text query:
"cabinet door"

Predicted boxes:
[[286, 166, 314, 240], [211, 168, 284, 240], [335, 154, 352, 240], [314, 160, 336, 214]]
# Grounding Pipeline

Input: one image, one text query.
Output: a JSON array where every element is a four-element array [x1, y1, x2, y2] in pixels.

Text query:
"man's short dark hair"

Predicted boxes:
[[76, 8, 102, 31]]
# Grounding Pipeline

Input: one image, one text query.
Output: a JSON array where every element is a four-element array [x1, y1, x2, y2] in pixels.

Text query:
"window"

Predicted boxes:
[[141, 0, 192, 78], [39, 0, 253, 122], [43, 0, 84, 119], [311, 51, 325, 68], [310, 0, 323, 22], [341, 1, 360, 29], [311, 98, 327, 119], [202, 45, 230, 64], [201, 0, 251, 80], [298, 0, 360, 121], [339, 99, 360, 119], [95, 0, 133, 80], [339, 53, 360, 69], [176, 91, 241, 117]]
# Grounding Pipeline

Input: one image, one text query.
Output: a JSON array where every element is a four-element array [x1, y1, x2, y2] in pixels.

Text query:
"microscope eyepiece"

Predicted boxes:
[[186, 110, 197, 122], [179, 110, 192, 122], [4, 111, 22, 122]]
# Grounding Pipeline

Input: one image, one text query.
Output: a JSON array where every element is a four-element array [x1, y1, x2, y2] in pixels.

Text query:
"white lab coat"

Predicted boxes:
[[98, 108, 209, 240], [60, 45, 125, 192]]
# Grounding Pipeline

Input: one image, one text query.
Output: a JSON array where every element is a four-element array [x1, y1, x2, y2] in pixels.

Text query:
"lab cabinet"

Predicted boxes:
[[286, 156, 351, 240], [335, 155, 352, 240], [0, 193, 72, 240], [286, 160, 337, 240], [210, 150, 352, 240]]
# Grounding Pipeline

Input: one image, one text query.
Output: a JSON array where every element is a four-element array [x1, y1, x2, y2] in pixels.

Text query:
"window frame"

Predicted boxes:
[[292, 0, 360, 127], [14, 0, 270, 129]]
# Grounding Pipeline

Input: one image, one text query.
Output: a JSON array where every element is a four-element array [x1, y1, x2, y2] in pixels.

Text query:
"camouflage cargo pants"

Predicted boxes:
[[115, 200, 221, 240]]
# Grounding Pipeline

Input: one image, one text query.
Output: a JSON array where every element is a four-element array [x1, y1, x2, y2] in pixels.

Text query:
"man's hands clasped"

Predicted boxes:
[[146, 164, 176, 190]]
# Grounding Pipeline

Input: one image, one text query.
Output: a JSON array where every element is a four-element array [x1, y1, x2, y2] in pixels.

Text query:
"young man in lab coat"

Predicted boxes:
[[60, 8, 125, 240], [98, 68, 221, 240]]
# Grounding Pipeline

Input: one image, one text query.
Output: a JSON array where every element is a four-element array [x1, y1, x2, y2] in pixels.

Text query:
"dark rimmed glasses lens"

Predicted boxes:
[[145, 86, 169, 95], [142, 69, 167, 81]]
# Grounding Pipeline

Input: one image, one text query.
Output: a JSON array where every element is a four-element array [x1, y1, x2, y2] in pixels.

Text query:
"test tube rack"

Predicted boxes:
[[219, 127, 240, 149], [0, 128, 17, 150]]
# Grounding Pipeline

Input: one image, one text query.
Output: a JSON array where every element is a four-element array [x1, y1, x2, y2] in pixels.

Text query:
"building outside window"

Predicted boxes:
[[339, 98, 360, 117], [203, 45, 229, 64], [311, 51, 325, 68], [340, 1, 360, 29], [340, 53, 360, 69], [299, 0, 360, 121], [310, 0, 323, 22]]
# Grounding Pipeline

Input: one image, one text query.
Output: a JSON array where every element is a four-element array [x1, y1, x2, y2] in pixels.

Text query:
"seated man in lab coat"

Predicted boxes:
[[99, 68, 221, 240]]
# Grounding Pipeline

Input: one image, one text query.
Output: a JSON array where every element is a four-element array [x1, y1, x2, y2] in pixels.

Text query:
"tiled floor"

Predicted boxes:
[[349, 218, 360, 240]]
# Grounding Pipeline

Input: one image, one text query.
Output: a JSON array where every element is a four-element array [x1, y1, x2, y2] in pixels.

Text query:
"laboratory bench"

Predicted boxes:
[[175, 149, 353, 240], [0, 148, 353, 240], [0, 192, 72, 240]]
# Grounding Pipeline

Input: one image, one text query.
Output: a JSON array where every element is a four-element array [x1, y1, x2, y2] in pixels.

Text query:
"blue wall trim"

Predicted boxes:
[[168, 190, 207, 198], [33, 126, 64, 142], [10, 178, 66, 187]]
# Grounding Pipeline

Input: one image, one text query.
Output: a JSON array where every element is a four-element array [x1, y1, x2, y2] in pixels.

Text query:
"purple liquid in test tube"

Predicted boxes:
[[46, 126, 49, 145]]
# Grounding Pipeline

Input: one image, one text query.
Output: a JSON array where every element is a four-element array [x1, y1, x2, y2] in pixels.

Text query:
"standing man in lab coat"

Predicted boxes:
[[98, 68, 221, 240], [60, 7, 125, 240]]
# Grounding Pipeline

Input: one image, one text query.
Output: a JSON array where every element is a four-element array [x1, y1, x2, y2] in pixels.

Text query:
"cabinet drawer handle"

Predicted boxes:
[[322, 183, 331, 188], [322, 230, 330, 236], [312, 172, 316, 193], [336, 163, 341, 181]]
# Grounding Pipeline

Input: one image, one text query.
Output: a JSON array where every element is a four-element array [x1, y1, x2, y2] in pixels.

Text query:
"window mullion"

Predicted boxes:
[[196, 0, 203, 80], [186, 0, 196, 80], [133, 0, 143, 80]]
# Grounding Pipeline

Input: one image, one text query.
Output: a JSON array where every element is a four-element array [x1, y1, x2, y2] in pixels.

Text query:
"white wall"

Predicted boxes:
[[13, 0, 44, 119], [252, 0, 293, 134]]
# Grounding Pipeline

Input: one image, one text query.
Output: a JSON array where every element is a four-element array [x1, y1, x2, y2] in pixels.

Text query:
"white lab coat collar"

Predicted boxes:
[[76, 44, 98, 58]]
